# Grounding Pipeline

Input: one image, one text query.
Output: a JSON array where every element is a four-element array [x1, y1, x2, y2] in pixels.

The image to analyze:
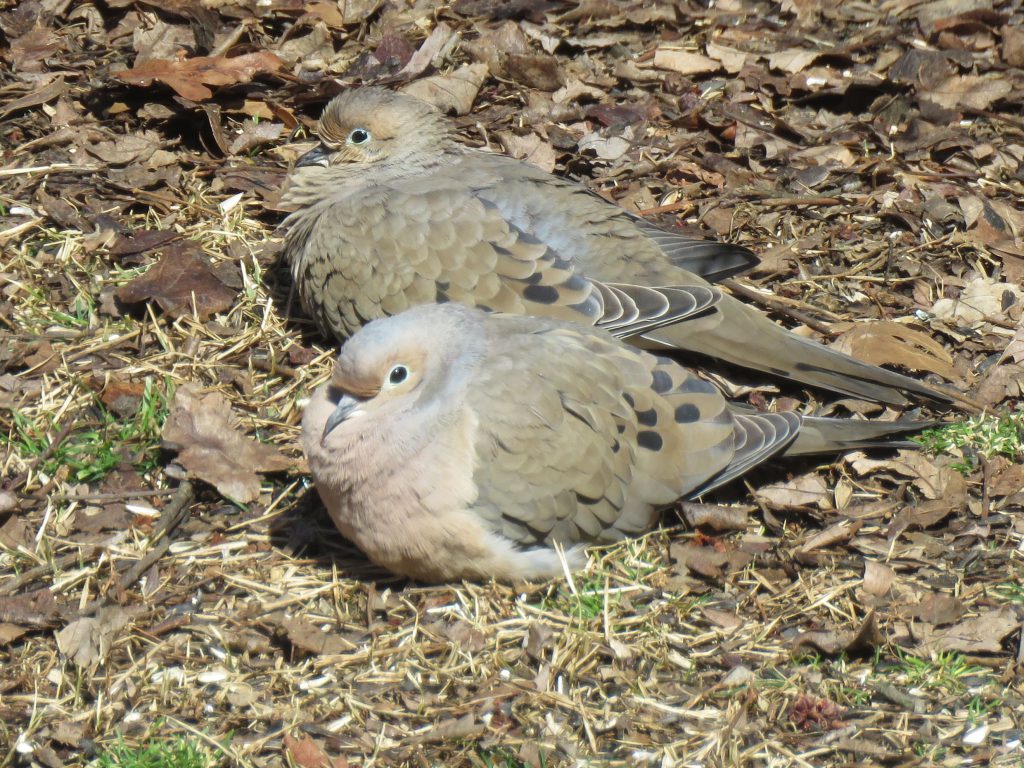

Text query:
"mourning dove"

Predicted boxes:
[[283, 87, 954, 407], [302, 303, 930, 582]]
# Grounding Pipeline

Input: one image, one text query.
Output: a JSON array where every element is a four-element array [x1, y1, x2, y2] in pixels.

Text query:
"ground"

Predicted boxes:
[[2, 0, 1024, 766]]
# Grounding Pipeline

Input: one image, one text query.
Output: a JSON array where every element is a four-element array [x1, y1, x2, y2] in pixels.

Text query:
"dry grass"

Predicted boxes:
[[3, 0, 1024, 765]]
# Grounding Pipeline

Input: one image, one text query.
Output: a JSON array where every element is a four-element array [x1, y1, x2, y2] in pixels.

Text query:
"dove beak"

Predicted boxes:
[[322, 394, 359, 442], [296, 144, 330, 168]]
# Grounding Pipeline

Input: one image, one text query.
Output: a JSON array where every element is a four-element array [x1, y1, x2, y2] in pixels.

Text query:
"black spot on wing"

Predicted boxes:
[[635, 408, 658, 427], [638, 430, 663, 451], [651, 369, 673, 394], [675, 403, 700, 423], [523, 284, 560, 305]]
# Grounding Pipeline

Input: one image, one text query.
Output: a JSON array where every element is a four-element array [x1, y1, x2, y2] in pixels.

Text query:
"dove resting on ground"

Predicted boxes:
[[283, 87, 954, 407], [302, 303, 931, 582]]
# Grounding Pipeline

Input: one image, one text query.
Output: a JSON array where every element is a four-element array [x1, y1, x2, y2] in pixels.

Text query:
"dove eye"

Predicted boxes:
[[387, 365, 409, 385], [348, 128, 371, 145]]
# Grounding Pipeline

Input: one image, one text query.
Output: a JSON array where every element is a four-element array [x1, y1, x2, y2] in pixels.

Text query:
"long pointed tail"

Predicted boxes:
[[643, 294, 959, 407]]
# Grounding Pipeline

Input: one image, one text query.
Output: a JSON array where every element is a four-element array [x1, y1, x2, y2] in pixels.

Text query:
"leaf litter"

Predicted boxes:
[[1, 0, 1024, 765]]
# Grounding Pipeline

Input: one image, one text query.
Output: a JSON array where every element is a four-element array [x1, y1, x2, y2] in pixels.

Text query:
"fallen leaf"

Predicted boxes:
[[524, 622, 555, 660], [795, 612, 882, 655], [931, 277, 1024, 326], [907, 591, 964, 626], [863, 560, 895, 597], [0, 624, 29, 645], [399, 62, 488, 115], [498, 131, 556, 173], [113, 52, 283, 102], [0, 514, 32, 550], [399, 22, 457, 77], [115, 241, 236, 319], [705, 40, 748, 73], [229, 120, 284, 155], [578, 131, 631, 161], [0, 589, 61, 629], [916, 607, 1018, 653], [161, 383, 291, 503], [651, 47, 721, 75], [831, 321, 956, 379], [55, 605, 131, 669], [1004, 24, 1024, 67], [756, 472, 832, 509], [670, 541, 729, 579], [921, 74, 1012, 111], [679, 501, 751, 531], [768, 48, 820, 73], [279, 614, 356, 656], [283, 734, 348, 768], [503, 52, 564, 90]]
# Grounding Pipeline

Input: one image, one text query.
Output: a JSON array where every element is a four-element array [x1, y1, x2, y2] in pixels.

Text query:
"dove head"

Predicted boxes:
[[297, 87, 452, 171], [319, 304, 486, 443]]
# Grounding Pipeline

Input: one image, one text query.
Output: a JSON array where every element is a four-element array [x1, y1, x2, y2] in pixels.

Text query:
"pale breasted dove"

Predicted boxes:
[[302, 303, 931, 582], [283, 87, 954, 407]]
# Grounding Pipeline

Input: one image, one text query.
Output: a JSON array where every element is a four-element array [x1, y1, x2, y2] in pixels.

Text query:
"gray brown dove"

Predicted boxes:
[[283, 87, 954, 407], [302, 303, 929, 582]]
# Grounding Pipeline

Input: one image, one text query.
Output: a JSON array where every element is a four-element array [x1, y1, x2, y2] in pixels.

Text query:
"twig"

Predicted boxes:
[[721, 278, 837, 336], [0, 551, 93, 596], [116, 480, 195, 592]]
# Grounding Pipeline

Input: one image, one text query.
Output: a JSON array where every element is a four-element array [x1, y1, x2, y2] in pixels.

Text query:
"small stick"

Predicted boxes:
[[721, 278, 836, 336]]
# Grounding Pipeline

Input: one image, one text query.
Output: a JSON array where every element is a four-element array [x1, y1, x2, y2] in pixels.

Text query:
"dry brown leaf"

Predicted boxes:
[[280, 614, 356, 656], [922, 74, 1012, 111], [651, 47, 721, 75], [931, 277, 1024, 326], [399, 62, 488, 115], [113, 52, 283, 102], [670, 541, 728, 580], [1004, 24, 1024, 66], [907, 591, 964, 625], [863, 559, 895, 597], [795, 611, 882, 655], [115, 241, 236, 319], [55, 606, 131, 669], [229, 120, 284, 155], [0, 515, 32, 550], [161, 383, 291, 503], [800, 520, 862, 553], [498, 131, 557, 173], [768, 48, 820, 73], [916, 607, 1018, 653], [399, 22, 457, 77], [0, 588, 60, 631], [756, 472, 832, 509], [0, 623, 29, 645], [705, 40, 748, 73], [283, 734, 349, 768], [679, 501, 751, 531], [831, 321, 956, 380]]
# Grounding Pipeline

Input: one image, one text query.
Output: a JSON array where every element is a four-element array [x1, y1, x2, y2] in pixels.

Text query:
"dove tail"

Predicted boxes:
[[644, 296, 958, 407]]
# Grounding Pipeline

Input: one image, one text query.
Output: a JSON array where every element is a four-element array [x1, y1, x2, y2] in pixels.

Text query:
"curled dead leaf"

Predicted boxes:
[[113, 51, 283, 102], [161, 383, 291, 504], [916, 607, 1019, 654], [795, 611, 882, 655], [830, 321, 956, 381], [399, 63, 488, 115], [115, 241, 236, 320]]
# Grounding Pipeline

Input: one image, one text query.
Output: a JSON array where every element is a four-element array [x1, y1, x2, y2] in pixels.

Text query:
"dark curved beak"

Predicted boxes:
[[322, 394, 358, 443], [296, 143, 330, 168]]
